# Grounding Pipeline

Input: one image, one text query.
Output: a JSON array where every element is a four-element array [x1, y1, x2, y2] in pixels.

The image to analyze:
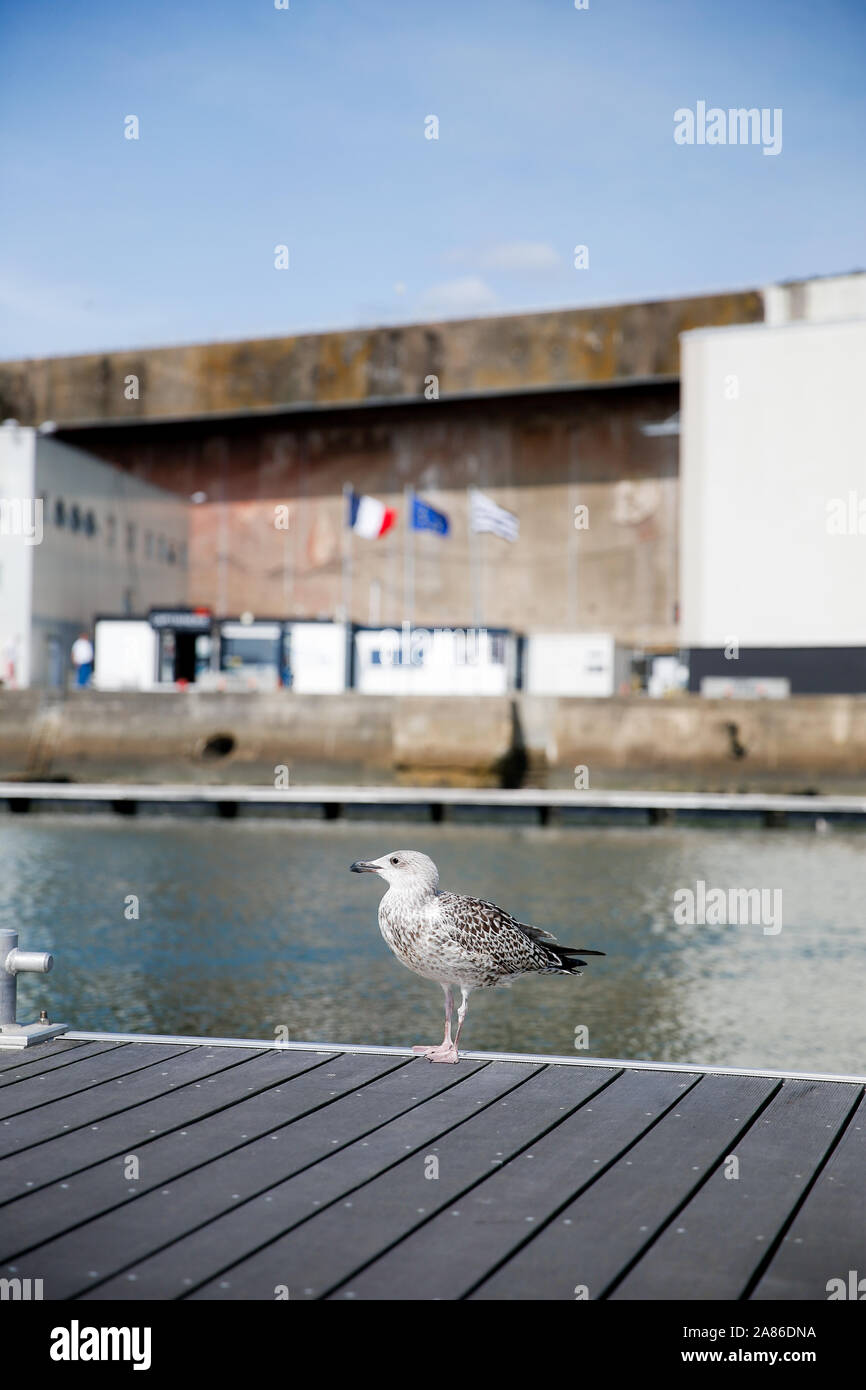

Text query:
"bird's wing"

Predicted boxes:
[[436, 892, 552, 972]]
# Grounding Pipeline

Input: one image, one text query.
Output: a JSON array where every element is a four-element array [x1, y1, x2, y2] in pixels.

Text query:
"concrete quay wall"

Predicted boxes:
[[1, 691, 864, 788]]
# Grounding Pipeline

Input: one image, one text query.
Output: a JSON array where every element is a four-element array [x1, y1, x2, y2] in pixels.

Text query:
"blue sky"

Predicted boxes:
[[1, 0, 864, 359]]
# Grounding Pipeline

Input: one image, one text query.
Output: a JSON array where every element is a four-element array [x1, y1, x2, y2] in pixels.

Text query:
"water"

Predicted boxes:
[[1, 817, 864, 1074]]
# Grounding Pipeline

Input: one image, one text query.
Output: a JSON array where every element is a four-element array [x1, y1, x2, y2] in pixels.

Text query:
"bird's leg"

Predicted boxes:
[[413, 984, 459, 1062], [451, 987, 471, 1054], [420, 987, 469, 1064]]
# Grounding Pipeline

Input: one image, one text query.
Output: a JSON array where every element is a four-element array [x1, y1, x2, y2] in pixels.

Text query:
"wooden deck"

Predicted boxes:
[[1, 1035, 863, 1301]]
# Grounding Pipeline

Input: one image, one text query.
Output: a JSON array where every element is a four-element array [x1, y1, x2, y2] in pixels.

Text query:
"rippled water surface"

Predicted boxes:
[[1, 817, 864, 1073]]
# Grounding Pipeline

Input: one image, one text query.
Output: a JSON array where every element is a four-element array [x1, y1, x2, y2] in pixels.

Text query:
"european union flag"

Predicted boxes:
[[411, 495, 450, 536]]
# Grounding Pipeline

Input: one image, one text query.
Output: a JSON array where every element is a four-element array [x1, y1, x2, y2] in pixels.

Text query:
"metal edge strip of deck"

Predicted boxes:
[[2, 783, 866, 813], [61, 1031, 866, 1086]]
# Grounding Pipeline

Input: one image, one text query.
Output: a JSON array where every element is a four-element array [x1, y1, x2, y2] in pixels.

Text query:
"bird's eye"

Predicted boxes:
[[390, 856, 399, 866]]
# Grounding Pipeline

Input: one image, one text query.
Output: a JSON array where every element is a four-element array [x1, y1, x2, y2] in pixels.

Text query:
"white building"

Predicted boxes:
[[0, 424, 189, 687], [93, 614, 351, 693], [354, 625, 518, 695], [522, 633, 631, 697], [679, 311, 866, 693]]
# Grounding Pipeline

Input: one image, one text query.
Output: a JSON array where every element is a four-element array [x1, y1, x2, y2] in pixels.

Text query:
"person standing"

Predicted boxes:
[[1, 634, 19, 687], [71, 631, 94, 688]]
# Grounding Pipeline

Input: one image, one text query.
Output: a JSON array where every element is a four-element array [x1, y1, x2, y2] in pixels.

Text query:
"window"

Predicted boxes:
[[70, 504, 82, 533], [84, 510, 96, 537], [157, 535, 166, 562], [54, 498, 66, 527], [106, 514, 116, 547], [221, 632, 282, 671], [126, 521, 136, 554], [145, 531, 153, 559]]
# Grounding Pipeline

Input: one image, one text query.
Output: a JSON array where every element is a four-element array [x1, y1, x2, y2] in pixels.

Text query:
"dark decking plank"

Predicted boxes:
[[332, 1066, 694, 1300], [0, 1048, 333, 1254], [129, 1062, 531, 1302], [0, 1045, 270, 1217], [84, 1055, 489, 1299], [610, 1078, 861, 1300], [0, 1047, 325, 1204], [22, 1052, 454, 1289], [0, 1039, 102, 1078], [0, 1042, 191, 1122], [0, 1042, 122, 1089], [0, 1047, 212, 1158], [751, 1089, 866, 1301], [3, 1051, 406, 1297], [4, 1039, 861, 1304], [470, 1071, 777, 1300], [190, 1062, 615, 1301]]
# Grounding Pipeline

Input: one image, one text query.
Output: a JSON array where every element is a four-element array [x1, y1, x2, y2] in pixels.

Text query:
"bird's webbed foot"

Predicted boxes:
[[412, 1042, 460, 1064]]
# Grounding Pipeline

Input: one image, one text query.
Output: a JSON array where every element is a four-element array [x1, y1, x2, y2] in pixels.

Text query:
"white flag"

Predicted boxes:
[[469, 488, 519, 542]]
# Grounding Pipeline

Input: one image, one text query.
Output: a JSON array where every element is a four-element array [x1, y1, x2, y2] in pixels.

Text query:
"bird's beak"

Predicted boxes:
[[350, 860, 380, 874]]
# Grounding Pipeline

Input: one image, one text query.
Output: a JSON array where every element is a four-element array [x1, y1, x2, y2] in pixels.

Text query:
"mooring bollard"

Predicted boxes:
[[0, 928, 68, 1049]]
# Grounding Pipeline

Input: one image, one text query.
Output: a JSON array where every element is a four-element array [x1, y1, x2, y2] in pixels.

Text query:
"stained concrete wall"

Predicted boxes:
[[0, 291, 762, 426], [51, 386, 682, 644], [2, 691, 865, 788], [0, 289, 767, 649], [551, 695, 866, 777], [0, 691, 393, 783]]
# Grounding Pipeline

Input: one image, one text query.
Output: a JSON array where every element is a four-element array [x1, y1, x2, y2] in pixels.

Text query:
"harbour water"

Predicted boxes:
[[2, 816, 863, 1074]]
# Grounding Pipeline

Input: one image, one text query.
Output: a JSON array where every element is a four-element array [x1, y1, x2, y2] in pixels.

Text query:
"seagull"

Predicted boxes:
[[350, 850, 605, 1063]]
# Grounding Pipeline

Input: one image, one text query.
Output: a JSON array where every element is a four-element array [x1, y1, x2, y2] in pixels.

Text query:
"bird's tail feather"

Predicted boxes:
[[518, 921, 605, 975], [542, 945, 606, 975]]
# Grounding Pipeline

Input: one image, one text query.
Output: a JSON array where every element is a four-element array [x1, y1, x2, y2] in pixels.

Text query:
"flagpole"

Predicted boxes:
[[341, 481, 353, 625], [567, 471, 578, 629], [468, 489, 482, 628], [403, 483, 415, 627]]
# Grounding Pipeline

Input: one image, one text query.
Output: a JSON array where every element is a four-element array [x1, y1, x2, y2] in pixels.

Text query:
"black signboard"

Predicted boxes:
[[149, 609, 212, 632]]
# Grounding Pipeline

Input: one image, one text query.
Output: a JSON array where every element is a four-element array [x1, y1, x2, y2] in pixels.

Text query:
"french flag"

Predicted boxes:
[[348, 489, 397, 539]]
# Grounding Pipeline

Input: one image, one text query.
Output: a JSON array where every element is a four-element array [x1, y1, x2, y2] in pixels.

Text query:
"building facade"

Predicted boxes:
[[2, 273, 864, 690], [0, 427, 188, 687], [680, 314, 866, 693]]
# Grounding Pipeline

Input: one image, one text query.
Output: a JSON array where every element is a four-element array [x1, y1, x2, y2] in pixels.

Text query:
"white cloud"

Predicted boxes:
[[417, 276, 498, 318], [444, 241, 562, 274], [480, 241, 562, 272]]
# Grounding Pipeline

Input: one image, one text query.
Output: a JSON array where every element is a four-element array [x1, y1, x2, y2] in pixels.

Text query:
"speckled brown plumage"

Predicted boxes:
[[350, 849, 605, 1063]]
